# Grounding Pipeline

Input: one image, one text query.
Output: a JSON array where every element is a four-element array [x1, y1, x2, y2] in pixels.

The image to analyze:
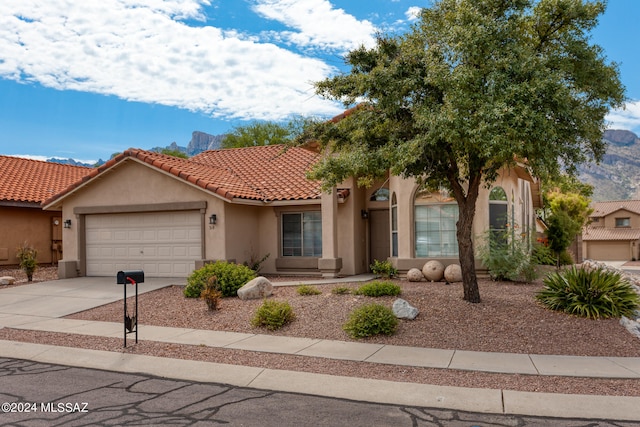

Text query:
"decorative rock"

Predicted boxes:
[[392, 298, 419, 320], [0, 276, 16, 285], [444, 264, 463, 283], [237, 276, 273, 300], [422, 260, 444, 282], [406, 268, 424, 282]]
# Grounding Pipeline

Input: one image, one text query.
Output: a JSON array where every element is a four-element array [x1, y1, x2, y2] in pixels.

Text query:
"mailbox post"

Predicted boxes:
[[116, 270, 144, 348]]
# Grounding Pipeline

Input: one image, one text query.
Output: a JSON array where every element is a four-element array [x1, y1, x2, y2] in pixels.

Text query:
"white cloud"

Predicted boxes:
[[606, 100, 640, 134], [0, 0, 345, 121], [405, 6, 422, 21], [252, 0, 377, 52]]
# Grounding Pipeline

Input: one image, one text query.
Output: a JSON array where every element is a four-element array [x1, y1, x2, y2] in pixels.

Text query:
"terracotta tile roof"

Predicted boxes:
[[43, 145, 322, 207], [0, 155, 92, 207], [590, 200, 640, 217], [582, 227, 640, 241]]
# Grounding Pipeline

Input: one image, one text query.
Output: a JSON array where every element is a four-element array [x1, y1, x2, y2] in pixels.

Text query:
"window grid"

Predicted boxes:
[[415, 204, 459, 257], [282, 212, 322, 257]]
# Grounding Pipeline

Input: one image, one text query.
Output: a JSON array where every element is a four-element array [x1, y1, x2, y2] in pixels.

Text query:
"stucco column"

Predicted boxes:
[[319, 188, 342, 277]]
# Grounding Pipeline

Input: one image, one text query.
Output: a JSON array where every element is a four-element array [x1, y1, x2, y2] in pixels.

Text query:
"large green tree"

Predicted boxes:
[[303, 0, 624, 303], [222, 117, 311, 149]]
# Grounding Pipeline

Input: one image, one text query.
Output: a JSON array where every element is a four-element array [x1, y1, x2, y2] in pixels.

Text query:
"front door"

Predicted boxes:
[[369, 209, 390, 267]]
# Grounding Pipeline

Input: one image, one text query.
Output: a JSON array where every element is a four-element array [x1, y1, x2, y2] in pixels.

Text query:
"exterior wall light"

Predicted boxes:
[[63, 219, 72, 229], [209, 214, 217, 225], [361, 210, 369, 220]]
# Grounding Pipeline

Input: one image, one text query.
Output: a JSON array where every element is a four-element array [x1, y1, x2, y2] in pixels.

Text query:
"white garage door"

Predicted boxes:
[[86, 211, 201, 277]]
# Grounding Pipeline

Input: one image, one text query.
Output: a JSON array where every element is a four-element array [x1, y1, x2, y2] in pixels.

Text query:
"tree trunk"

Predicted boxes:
[[457, 202, 480, 303], [448, 164, 482, 303]]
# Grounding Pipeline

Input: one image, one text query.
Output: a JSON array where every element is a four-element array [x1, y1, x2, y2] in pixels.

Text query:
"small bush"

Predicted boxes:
[[331, 286, 351, 295], [343, 303, 398, 338], [354, 280, 401, 297], [370, 259, 398, 279], [536, 267, 640, 319], [477, 230, 539, 282], [296, 285, 321, 296], [16, 242, 38, 282], [200, 276, 222, 311], [184, 261, 256, 298], [251, 300, 295, 330]]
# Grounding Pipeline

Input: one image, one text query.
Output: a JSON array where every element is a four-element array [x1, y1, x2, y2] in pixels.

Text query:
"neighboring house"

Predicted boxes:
[[43, 145, 542, 279], [582, 200, 640, 261], [0, 155, 92, 266]]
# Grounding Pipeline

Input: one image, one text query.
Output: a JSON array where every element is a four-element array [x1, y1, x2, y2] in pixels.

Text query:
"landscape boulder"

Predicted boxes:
[[444, 264, 463, 283], [406, 268, 424, 282], [392, 298, 419, 320], [237, 276, 273, 300], [422, 260, 444, 282], [0, 276, 15, 286]]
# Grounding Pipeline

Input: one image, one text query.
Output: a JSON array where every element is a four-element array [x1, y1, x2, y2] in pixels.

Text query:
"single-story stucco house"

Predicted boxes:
[[0, 155, 91, 266], [42, 145, 542, 279], [582, 200, 640, 261]]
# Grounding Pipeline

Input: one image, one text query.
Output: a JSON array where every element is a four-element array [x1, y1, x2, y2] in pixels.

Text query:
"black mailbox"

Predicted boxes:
[[117, 270, 144, 284]]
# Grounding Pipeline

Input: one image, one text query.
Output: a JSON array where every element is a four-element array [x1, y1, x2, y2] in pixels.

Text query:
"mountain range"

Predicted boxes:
[[47, 129, 640, 202]]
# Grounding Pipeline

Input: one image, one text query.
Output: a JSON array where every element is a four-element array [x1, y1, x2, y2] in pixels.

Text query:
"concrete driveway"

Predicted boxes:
[[0, 276, 180, 319]]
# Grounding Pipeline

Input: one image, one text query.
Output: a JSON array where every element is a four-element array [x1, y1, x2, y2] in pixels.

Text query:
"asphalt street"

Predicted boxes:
[[1, 358, 639, 427]]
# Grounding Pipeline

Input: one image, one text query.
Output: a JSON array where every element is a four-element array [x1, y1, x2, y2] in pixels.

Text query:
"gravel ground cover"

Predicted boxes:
[[1, 266, 640, 396]]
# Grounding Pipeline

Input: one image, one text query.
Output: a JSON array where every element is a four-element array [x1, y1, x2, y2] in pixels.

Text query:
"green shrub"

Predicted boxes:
[[370, 259, 398, 279], [296, 285, 321, 296], [251, 300, 295, 330], [16, 242, 38, 282], [536, 267, 640, 319], [184, 261, 256, 298], [354, 280, 401, 297], [343, 303, 398, 338], [477, 230, 539, 282], [331, 286, 351, 295], [557, 249, 574, 266]]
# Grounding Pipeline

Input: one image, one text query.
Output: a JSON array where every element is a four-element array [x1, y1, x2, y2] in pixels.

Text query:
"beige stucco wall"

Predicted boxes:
[[336, 180, 368, 275], [602, 209, 640, 228], [386, 167, 537, 272], [47, 158, 539, 278], [51, 160, 226, 274], [0, 206, 62, 265]]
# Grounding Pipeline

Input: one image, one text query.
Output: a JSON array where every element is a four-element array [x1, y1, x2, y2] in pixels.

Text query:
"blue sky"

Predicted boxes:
[[0, 0, 638, 163]]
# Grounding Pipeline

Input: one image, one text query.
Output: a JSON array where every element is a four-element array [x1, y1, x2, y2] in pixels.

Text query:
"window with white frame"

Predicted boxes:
[[282, 212, 322, 257], [489, 187, 508, 245], [415, 202, 459, 257]]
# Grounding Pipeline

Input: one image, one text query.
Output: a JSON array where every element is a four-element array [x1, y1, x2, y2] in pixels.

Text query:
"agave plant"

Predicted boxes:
[[536, 267, 640, 319]]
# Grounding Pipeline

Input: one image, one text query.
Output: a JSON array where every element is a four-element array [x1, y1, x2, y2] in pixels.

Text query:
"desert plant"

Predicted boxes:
[[343, 303, 398, 338], [296, 285, 321, 296], [331, 286, 351, 295], [354, 280, 401, 297], [16, 243, 38, 282], [184, 261, 256, 298], [200, 276, 222, 311], [536, 267, 640, 319], [251, 300, 295, 330], [243, 252, 270, 274], [477, 230, 539, 282], [370, 259, 398, 279]]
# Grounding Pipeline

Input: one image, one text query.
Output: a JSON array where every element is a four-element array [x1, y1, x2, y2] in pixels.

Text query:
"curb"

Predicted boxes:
[[1, 340, 640, 421]]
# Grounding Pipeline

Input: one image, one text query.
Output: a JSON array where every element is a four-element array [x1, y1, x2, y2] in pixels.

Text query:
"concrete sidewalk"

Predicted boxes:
[[1, 276, 640, 421]]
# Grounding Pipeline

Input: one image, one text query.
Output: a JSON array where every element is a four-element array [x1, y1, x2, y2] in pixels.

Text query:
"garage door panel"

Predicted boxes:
[[86, 211, 201, 278]]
